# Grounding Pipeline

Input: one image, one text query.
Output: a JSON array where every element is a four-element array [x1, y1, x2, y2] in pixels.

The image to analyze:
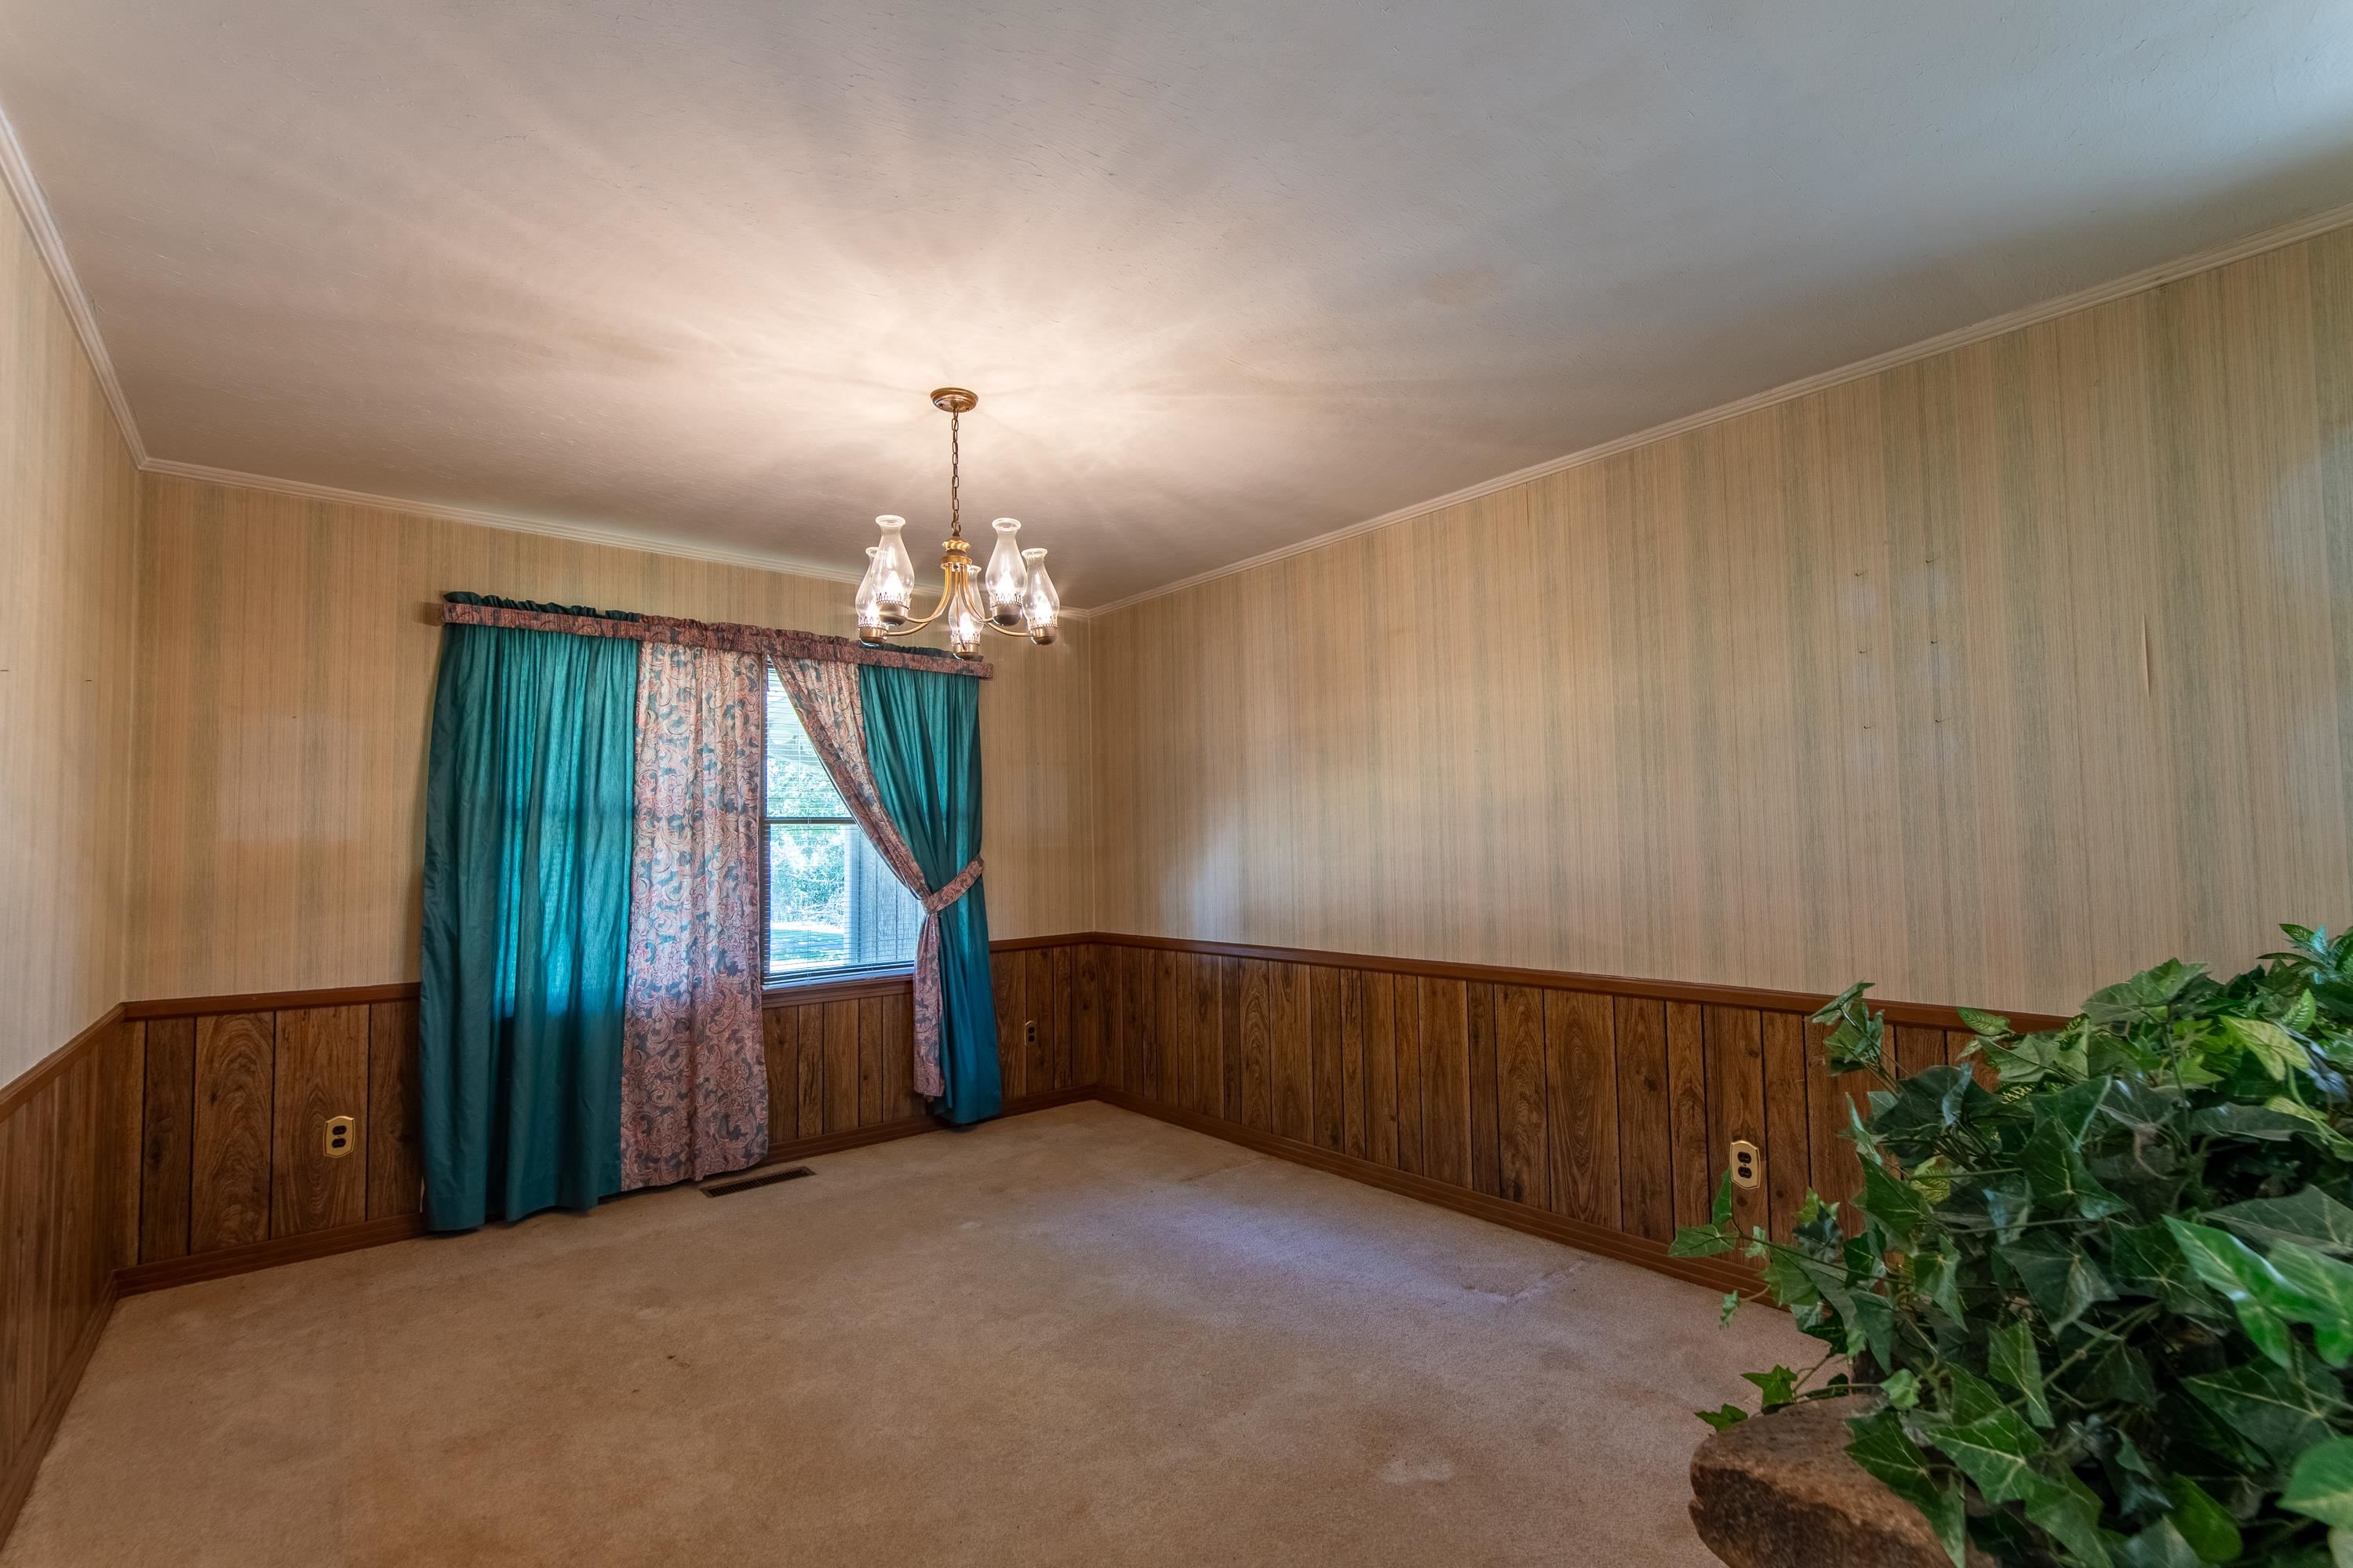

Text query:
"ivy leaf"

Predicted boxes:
[[2283, 1437, 2353, 1530], [1983, 1173, 2034, 1244], [1988, 1319, 2053, 1427], [2269, 1241, 2353, 1366], [1998, 1029, 2090, 1086], [2263, 1097, 2353, 1157], [1719, 1290, 1743, 1326], [1879, 1368, 1921, 1410], [2027, 1468, 2115, 1566], [1914, 1247, 1966, 1321], [2085, 959, 2208, 1024], [1757, 1241, 1820, 1307], [2079, 1338, 2157, 1404], [2100, 1080, 2184, 1137], [2209, 1187, 2353, 1256], [1846, 1287, 1895, 1370], [1742, 1366, 1800, 1410], [1958, 1005, 2012, 1038], [1696, 1403, 1748, 1430], [2023, 1118, 2132, 1220], [2183, 1355, 2343, 1468], [2002, 1238, 2117, 1331], [1861, 1162, 1932, 1246], [1711, 1169, 1735, 1228], [1924, 1399, 2068, 1521], [1944, 1365, 2006, 1424], [1814, 984, 1886, 1073], [1670, 1224, 1734, 1259], [2225, 1016, 2307, 1079], [2187, 1102, 2308, 1141], [2166, 1217, 2304, 1368], [2164, 1475, 2242, 1564], [2116, 1516, 2199, 1568], [2101, 1429, 2171, 1522], [1845, 1408, 1967, 1568]]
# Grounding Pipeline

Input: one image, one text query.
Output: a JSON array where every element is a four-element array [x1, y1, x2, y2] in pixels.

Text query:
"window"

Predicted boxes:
[[763, 665, 922, 982]]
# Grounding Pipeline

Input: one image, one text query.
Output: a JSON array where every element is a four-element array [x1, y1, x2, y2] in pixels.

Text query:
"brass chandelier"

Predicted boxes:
[[854, 387, 1060, 657]]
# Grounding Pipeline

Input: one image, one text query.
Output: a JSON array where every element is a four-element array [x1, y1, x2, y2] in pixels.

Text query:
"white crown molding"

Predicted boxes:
[[139, 458, 1101, 617], [0, 99, 148, 464], [140, 458, 884, 588], [1087, 196, 2353, 617]]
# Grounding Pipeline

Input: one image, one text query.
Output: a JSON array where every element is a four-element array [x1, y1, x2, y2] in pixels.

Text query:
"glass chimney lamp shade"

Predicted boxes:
[[872, 516, 916, 623], [855, 548, 887, 643], [1021, 548, 1059, 644], [945, 566, 986, 660], [982, 518, 1027, 627]]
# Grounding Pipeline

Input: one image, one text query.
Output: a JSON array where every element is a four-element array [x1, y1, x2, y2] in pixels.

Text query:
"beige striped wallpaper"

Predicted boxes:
[[1090, 225, 2353, 1020], [0, 182, 140, 1078], [29, 203, 2353, 1028], [131, 476, 1094, 999]]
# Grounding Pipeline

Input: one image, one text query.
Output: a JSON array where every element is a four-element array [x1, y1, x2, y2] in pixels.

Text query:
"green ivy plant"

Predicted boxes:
[[1676, 926, 2353, 1567]]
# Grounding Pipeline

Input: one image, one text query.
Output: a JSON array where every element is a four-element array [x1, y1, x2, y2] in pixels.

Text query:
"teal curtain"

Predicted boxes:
[[420, 601, 640, 1230], [860, 664, 1002, 1124]]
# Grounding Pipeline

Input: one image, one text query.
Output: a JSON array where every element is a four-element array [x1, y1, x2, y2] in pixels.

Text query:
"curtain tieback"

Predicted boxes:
[[909, 857, 984, 1100], [922, 857, 984, 915]]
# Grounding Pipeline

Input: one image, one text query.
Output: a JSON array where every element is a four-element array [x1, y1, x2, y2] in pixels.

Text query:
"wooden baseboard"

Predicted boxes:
[[0, 1277, 115, 1544], [1089, 1087, 1761, 1298], [117, 1213, 431, 1295]]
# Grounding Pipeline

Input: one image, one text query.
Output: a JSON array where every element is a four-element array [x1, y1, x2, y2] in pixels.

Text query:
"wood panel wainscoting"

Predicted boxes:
[[1076, 933, 2058, 1297], [115, 936, 1104, 1293], [0, 1009, 142, 1544]]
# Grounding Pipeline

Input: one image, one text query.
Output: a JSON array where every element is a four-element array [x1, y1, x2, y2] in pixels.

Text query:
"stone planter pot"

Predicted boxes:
[[1688, 1398, 1997, 1568]]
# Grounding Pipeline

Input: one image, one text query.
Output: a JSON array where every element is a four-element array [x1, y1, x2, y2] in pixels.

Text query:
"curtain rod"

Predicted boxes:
[[439, 595, 993, 678]]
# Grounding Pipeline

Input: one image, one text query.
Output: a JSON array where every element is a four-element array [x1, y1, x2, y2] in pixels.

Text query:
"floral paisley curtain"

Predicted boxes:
[[617, 642, 770, 1188]]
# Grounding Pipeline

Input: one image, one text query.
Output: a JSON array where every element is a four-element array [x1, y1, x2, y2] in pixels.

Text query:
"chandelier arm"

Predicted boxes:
[[978, 617, 1033, 639], [876, 602, 947, 638], [875, 555, 961, 638]]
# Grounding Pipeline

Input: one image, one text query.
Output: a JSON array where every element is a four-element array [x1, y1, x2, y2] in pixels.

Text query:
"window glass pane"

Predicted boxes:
[[763, 666, 923, 980], [766, 825, 923, 977], [766, 665, 848, 817]]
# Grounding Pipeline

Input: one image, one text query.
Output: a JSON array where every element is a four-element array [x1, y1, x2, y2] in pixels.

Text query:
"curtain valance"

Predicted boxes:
[[440, 593, 993, 678]]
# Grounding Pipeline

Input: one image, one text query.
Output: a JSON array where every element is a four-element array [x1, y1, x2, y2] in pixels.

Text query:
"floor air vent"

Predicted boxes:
[[701, 1166, 814, 1197]]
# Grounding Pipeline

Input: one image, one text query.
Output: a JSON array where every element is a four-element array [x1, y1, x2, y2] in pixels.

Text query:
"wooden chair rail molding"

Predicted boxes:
[[1078, 932, 2069, 1035]]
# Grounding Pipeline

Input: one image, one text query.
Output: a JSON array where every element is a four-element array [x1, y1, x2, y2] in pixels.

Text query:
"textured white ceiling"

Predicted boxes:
[[6, 2, 2353, 606]]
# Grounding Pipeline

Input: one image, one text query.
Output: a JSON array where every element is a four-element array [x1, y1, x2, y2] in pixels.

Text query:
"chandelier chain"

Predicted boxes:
[[949, 410, 960, 540]]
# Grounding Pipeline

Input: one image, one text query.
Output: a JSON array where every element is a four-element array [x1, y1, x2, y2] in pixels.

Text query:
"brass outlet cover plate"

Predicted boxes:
[[323, 1115, 356, 1159], [1728, 1138, 1761, 1190]]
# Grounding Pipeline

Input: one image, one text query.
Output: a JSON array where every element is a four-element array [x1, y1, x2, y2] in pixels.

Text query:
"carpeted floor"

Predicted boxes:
[[3, 1101, 1806, 1566]]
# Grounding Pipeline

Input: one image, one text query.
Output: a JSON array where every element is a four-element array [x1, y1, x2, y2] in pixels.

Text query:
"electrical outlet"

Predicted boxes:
[[1024, 1019, 1037, 1048], [322, 1115, 356, 1159], [1728, 1139, 1761, 1190]]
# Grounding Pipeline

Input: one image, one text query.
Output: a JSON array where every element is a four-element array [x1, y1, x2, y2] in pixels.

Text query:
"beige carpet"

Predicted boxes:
[[4, 1102, 1806, 1566]]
